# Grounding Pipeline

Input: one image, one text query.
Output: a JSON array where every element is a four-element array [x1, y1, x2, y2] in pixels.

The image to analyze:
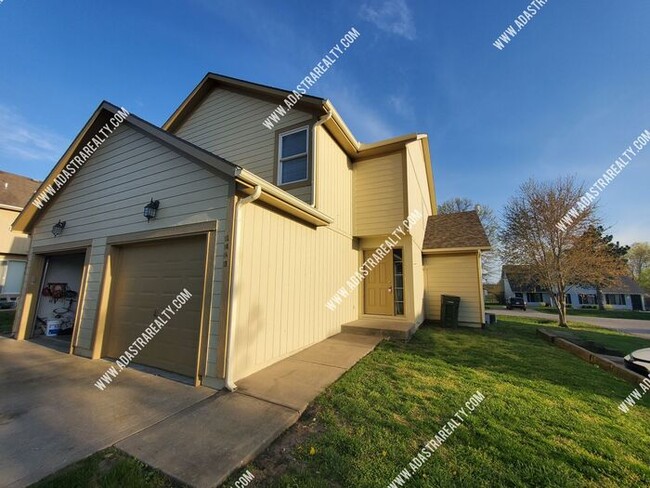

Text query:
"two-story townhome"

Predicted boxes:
[[0, 171, 40, 308], [10, 73, 490, 389]]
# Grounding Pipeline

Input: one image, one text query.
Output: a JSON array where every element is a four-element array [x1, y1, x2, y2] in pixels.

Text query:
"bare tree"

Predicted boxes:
[[438, 197, 499, 281], [500, 176, 625, 327], [627, 242, 650, 280]]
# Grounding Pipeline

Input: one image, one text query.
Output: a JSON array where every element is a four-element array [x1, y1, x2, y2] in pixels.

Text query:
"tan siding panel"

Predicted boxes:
[[315, 126, 353, 235], [423, 253, 482, 325], [233, 202, 358, 380], [174, 87, 314, 203], [353, 153, 404, 236]]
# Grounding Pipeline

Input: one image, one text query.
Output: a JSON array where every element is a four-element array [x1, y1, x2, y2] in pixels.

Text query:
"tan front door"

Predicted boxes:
[[103, 235, 207, 377], [364, 250, 393, 315]]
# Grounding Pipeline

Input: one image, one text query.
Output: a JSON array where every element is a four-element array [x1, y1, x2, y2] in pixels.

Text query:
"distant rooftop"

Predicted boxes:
[[0, 170, 41, 209]]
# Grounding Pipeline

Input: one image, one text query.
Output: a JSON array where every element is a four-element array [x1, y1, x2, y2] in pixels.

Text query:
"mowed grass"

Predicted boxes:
[[235, 316, 650, 487], [0, 310, 15, 334], [31, 448, 181, 488], [540, 320, 650, 356], [535, 307, 650, 321]]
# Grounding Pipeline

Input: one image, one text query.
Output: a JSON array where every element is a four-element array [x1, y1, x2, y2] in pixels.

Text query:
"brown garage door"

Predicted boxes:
[[103, 235, 207, 377]]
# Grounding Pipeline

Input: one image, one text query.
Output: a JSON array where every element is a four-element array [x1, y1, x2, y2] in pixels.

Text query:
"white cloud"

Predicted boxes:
[[388, 94, 416, 121], [0, 105, 66, 163], [359, 0, 417, 40], [320, 78, 397, 142]]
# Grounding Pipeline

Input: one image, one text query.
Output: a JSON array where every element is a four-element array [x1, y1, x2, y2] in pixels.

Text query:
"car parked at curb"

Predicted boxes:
[[624, 348, 650, 376], [506, 297, 527, 311]]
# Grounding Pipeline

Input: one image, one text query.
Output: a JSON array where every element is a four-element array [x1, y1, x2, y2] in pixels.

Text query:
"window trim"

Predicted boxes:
[[276, 125, 310, 187]]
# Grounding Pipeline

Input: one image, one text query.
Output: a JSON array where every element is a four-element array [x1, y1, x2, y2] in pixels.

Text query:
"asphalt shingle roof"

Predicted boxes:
[[0, 171, 41, 209], [423, 211, 491, 250]]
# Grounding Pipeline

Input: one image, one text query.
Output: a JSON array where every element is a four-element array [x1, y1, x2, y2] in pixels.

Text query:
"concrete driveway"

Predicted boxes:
[[492, 308, 650, 340], [0, 337, 214, 488], [1, 332, 381, 488]]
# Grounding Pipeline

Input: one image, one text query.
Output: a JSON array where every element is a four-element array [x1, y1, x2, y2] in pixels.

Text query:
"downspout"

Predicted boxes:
[[224, 184, 262, 391], [311, 113, 332, 208]]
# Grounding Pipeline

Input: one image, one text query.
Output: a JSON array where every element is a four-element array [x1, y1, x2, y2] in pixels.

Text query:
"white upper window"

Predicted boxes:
[[277, 126, 309, 185]]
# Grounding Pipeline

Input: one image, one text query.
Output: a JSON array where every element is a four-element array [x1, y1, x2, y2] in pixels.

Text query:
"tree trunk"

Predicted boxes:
[[596, 285, 605, 311], [555, 292, 568, 327]]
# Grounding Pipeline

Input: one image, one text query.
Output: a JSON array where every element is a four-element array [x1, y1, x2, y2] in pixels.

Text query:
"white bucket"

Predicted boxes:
[[45, 320, 62, 336]]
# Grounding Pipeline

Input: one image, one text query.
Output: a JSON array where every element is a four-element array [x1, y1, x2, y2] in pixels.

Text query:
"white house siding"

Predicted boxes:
[[173, 87, 314, 203], [424, 252, 483, 326], [233, 201, 359, 381], [27, 124, 232, 378]]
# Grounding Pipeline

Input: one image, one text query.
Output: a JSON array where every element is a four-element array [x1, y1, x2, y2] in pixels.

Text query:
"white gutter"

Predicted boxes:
[[311, 113, 332, 207], [224, 184, 262, 391]]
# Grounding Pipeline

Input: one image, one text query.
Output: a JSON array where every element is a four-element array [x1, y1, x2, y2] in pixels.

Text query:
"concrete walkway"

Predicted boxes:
[[492, 308, 650, 340], [117, 332, 382, 487]]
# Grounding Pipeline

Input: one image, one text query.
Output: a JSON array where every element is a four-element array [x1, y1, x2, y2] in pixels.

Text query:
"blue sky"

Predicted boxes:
[[1, 0, 648, 245]]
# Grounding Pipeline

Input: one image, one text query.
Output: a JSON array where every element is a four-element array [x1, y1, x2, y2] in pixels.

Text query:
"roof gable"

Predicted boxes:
[[12, 102, 241, 233]]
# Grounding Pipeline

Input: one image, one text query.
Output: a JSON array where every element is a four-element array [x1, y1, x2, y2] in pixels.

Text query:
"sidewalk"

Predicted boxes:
[[117, 332, 382, 487]]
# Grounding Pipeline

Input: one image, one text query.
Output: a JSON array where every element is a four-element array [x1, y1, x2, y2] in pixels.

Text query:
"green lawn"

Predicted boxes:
[[535, 306, 650, 321], [538, 319, 650, 356], [230, 316, 650, 487], [0, 310, 15, 334], [31, 448, 181, 488], [33, 316, 650, 488]]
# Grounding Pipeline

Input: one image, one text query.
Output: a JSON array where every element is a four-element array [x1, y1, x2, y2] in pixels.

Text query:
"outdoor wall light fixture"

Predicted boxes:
[[52, 220, 66, 237], [144, 198, 160, 222]]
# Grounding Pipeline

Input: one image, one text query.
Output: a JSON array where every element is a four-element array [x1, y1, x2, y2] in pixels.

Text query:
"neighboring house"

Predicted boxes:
[[501, 265, 646, 310], [11, 73, 490, 389], [0, 171, 40, 309]]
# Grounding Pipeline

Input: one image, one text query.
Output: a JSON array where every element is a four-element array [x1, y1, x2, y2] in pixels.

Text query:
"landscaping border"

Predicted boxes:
[[536, 328, 645, 384]]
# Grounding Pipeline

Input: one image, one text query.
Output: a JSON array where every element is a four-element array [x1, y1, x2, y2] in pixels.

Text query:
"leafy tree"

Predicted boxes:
[[500, 176, 625, 327], [626, 242, 650, 280], [576, 226, 629, 310], [438, 197, 499, 281], [639, 268, 650, 293]]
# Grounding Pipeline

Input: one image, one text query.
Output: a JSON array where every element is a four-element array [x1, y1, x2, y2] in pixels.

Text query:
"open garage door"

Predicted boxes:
[[102, 235, 207, 377]]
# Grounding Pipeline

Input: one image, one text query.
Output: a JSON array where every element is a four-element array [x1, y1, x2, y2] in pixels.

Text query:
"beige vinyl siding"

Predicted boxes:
[[353, 152, 405, 237], [315, 126, 353, 235], [409, 239, 425, 325], [173, 87, 314, 203], [29, 124, 232, 377], [404, 141, 433, 247], [404, 141, 433, 325], [423, 253, 483, 326], [233, 201, 358, 381], [0, 208, 29, 255]]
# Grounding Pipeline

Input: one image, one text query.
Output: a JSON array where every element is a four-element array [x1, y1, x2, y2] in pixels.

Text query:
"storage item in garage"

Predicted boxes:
[[45, 319, 62, 336]]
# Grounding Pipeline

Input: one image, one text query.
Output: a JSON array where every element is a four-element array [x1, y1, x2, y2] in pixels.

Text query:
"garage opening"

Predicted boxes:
[[31, 252, 86, 353]]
